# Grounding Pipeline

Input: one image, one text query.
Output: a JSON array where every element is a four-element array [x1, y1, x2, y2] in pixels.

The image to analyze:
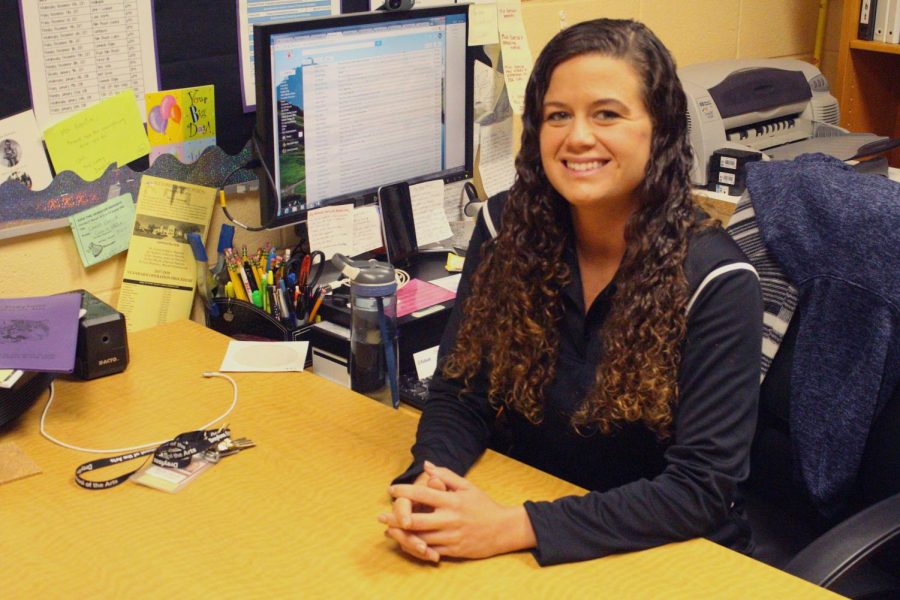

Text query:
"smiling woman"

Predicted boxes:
[[381, 19, 763, 567]]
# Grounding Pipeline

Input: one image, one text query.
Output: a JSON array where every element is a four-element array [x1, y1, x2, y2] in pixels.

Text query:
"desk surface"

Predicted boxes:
[[0, 320, 836, 598]]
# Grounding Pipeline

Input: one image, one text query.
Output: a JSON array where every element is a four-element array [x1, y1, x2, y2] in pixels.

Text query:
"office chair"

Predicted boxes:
[[743, 300, 900, 599]]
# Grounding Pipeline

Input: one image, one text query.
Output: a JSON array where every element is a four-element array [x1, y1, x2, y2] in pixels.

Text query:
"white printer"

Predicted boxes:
[[678, 58, 885, 188]]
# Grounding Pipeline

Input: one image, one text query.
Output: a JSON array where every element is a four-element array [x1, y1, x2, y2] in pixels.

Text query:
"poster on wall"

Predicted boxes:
[[19, 0, 160, 132], [0, 111, 53, 192], [236, 0, 339, 111]]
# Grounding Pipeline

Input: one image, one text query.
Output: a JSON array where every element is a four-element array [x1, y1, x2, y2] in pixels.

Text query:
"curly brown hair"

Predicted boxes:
[[442, 19, 706, 438]]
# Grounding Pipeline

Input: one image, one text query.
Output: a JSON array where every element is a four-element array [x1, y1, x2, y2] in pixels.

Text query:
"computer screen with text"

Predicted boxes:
[[254, 6, 472, 229]]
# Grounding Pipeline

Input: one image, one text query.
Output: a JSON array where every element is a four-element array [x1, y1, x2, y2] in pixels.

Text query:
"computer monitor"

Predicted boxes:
[[253, 5, 474, 230]]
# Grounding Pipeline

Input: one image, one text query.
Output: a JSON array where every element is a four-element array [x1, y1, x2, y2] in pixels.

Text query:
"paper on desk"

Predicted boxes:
[[497, 1, 533, 115], [43, 90, 151, 183], [397, 278, 456, 319], [479, 119, 516, 197], [69, 193, 136, 267], [430, 273, 462, 294], [116, 176, 215, 332], [0, 110, 53, 191], [219, 340, 309, 372], [410, 180, 453, 247], [413, 345, 440, 381], [469, 2, 499, 46], [0, 292, 81, 372], [353, 204, 383, 256]]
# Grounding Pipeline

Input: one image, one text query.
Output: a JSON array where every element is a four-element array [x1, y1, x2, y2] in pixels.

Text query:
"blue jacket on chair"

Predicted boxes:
[[746, 153, 900, 517]]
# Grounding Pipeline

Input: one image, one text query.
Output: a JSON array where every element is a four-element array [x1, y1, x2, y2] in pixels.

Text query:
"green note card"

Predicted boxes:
[[44, 89, 151, 182], [69, 193, 136, 267]]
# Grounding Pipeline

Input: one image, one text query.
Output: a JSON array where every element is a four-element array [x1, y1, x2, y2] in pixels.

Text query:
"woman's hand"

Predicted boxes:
[[384, 469, 446, 563], [380, 461, 536, 561]]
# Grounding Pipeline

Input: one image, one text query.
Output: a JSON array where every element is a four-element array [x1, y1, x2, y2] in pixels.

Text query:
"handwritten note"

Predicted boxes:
[[307, 204, 354, 259], [479, 119, 516, 197], [69, 193, 136, 267], [44, 89, 151, 182], [496, 1, 533, 115], [409, 180, 453, 247], [353, 204, 383, 256], [469, 2, 499, 46]]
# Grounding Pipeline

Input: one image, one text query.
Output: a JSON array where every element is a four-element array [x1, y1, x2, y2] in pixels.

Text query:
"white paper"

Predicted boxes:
[[496, 1, 533, 115], [307, 204, 354, 259], [409, 180, 453, 247], [236, 0, 339, 110], [0, 111, 54, 191], [413, 345, 440, 381], [353, 204, 383, 256], [430, 274, 462, 294], [220, 341, 309, 372], [469, 2, 500, 46], [21, 0, 159, 132], [478, 120, 516, 197]]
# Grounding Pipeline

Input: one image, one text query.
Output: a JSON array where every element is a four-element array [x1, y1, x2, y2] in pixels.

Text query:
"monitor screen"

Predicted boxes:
[[253, 5, 473, 229]]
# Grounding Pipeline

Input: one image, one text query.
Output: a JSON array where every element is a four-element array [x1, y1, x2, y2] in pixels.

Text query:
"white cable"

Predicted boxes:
[[395, 268, 410, 289], [40, 372, 239, 454]]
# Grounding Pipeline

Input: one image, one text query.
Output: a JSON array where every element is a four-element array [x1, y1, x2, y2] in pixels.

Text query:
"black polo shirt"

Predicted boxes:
[[397, 193, 762, 565]]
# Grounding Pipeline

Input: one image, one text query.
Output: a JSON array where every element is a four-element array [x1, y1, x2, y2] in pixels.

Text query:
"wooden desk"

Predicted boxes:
[[0, 321, 836, 598]]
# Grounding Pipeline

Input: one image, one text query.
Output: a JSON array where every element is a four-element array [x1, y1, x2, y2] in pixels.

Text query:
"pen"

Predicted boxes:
[[307, 288, 325, 323]]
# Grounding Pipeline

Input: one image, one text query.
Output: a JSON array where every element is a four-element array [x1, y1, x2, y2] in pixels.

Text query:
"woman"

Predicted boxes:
[[380, 19, 762, 565]]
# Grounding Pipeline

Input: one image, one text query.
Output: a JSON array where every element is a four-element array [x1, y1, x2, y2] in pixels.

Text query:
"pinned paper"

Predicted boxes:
[[69, 193, 136, 267], [353, 204, 383, 256], [307, 204, 354, 259], [409, 180, 453, 247], [145, 85, 216, 165], [0, 111, 53, 191], [469, 3, 499, 45], [497, 1, 533, 115], [44, 89, 151, 182], [479, 120, 516, 197]]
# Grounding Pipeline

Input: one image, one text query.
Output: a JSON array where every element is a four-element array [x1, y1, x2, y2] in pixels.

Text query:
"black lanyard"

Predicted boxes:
[[74, 428, 231, 490]]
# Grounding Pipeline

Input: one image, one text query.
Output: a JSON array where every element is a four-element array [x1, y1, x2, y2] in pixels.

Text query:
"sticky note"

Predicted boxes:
[[44, 89, 151, 182]]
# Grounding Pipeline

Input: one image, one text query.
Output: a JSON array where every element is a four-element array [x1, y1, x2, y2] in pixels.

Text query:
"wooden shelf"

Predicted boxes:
[[836, 0, 900, 166], [849, 39, 900, 55]]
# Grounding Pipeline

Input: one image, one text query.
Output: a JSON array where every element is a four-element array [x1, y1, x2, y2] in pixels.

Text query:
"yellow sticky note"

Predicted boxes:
[[44, 89, 151, 182]]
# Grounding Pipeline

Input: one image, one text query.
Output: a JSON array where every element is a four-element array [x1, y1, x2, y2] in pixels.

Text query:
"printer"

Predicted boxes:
[[678, 58, 887, 190]]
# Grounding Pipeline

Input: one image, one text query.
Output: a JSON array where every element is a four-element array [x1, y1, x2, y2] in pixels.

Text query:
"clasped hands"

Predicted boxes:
[[378, 460, 536, 563]]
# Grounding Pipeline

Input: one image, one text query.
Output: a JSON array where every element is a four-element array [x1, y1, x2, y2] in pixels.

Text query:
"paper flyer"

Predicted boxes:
[[0, 293, 81, 372], [145, 85, 217, 165], [0, 111, 54, 191], [116, 176, 215, 332], [69, 193, 137, 268]]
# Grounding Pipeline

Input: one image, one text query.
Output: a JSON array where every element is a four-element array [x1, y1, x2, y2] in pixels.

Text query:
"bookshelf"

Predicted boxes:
[[835, 0, 900, 166]]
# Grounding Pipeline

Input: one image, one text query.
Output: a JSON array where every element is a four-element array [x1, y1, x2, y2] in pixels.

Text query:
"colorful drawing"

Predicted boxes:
[[145, 85, 217, 165]]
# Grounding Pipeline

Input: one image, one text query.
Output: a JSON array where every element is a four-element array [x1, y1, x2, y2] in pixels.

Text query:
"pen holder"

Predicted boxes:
[[205, 298, 312, 362]]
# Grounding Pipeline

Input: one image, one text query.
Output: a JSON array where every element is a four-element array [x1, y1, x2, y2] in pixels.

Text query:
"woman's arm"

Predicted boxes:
[[391, 195, 505, 485]]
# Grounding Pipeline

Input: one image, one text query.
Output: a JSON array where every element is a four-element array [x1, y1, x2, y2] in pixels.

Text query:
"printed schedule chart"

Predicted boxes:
[[21, 0, 159, 131]]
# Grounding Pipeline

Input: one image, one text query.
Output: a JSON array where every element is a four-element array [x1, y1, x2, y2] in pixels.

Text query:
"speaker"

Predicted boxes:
[[379, 0, 414, 11]]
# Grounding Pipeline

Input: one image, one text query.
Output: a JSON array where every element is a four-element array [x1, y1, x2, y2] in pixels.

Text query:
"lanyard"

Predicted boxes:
[[74, 427, 231, 490]]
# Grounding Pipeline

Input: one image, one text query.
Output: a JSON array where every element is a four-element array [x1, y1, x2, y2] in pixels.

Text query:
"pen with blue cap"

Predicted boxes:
[[211, 224, 235, 292]]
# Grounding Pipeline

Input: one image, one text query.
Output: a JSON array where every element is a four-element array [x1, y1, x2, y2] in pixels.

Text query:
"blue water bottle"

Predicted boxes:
[[332, 254, 399, 408]]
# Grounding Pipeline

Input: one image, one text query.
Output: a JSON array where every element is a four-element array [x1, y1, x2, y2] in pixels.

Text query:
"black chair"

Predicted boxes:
[[744, 302, 900, 598]]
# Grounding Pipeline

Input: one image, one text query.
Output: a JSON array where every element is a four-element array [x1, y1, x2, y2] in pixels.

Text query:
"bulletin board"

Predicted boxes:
[[0, 0, 265, 159]]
